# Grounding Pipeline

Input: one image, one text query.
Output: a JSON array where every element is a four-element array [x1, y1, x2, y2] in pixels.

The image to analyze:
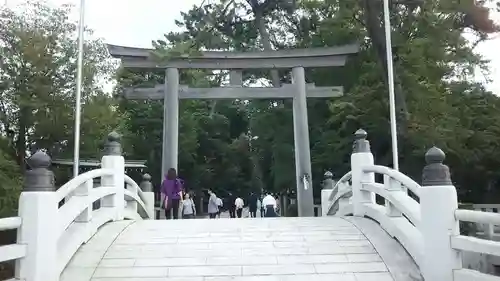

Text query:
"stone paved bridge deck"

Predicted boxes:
[[61, 217, 418, 281]]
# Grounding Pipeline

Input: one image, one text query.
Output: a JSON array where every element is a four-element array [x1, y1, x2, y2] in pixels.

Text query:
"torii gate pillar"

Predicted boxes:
[[162, 68, 180, 176], [292, 67, 314, 217]]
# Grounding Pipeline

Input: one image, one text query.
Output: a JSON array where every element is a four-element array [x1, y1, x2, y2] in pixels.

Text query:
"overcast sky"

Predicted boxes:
[[6, 0, 500, 94]]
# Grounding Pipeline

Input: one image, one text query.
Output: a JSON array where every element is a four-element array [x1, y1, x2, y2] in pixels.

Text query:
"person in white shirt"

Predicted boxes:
[[235, 197, 244, 218], [181, 193, 196, 219], [262, 193, 277, 217], [256, 199, 262, 217], [216, 197, 223, 218]]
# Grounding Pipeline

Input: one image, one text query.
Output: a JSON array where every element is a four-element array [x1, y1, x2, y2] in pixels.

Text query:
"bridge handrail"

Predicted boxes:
[[55, 165, 152, 275], [0, 217, 21, 231], [124, 174, 153, 219], [323, 172, 352, 215], [452, 209, 500, 280], [331, 188, 352, 206], [58, 186, 117, 234], [357, 165, 423, 264], [9, 132, 156, 281], [455, 209, 500, 225], [328, 171, 352, 202], [323, 129, 500, 280], [362, 182, 421, 227], [55, 168, 114, 202], [124, 174, 145, 200], [0, 217, 26, 265], [362, 165, 421, 197]]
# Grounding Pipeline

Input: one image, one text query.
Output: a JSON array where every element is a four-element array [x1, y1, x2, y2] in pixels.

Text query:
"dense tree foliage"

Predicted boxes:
[[0, 1, 125, 217], [116, 0, 499, 202], [0, 0, 499, 225]]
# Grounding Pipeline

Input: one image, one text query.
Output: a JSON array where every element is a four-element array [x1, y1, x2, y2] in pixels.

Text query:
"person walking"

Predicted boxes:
[[260, 195, 265, 217], [262, 193, 277, 217], [216, 197, 223, 218], [248, 192, 258, 218], [207, 190, 219, 219], [256, 198, 262, 217], [181, 193, 196, 219], [160, 168, 183, 220], [235, 196, 244, 218], [227, 192, 236, 218]]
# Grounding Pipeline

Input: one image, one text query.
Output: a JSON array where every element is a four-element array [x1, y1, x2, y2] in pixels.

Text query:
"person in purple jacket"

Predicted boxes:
[[161, 168, 183, 220]]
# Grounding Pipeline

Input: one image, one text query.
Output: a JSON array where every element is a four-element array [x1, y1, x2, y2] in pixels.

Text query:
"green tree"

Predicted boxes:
[[0, 141, 21, 218], [0, 1, 117, 169], [162, 0, 500, 203]]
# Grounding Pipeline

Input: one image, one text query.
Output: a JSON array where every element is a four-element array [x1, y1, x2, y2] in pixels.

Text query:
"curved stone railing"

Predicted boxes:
[[6, 132, 155, 281], [356, 164, 423, 266], [321, 171, 352, 216], [322, 128, 500, 281], [452, 210, 500, 280], [0, 217, 25, 270]]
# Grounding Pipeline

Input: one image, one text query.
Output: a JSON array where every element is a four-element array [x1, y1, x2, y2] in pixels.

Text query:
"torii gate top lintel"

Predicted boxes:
[[106, 43, 360, 69]]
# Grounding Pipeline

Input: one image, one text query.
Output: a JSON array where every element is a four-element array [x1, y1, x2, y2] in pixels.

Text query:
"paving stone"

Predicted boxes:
[[168, 265, 242, 277], [314, 262, 388, 274], [242, 264, 316, 275], [354, 272, 394, 281], [93, 267, 168, 278], [60, 217, 400, 280], [134, 257, 207, 267]]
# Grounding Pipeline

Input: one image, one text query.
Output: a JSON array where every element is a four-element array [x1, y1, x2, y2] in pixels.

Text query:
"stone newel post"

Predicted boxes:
[[350, 129, 375, 217], [420, 147, 461, 281], [140, 173, 155, 219], [100, 132, 125, 221], [321, 171, 334, 216], [16, 151, 58, 281]]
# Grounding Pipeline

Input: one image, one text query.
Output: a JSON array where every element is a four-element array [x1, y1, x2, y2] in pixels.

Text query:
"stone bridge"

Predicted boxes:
[[1, 131, 498, 281]]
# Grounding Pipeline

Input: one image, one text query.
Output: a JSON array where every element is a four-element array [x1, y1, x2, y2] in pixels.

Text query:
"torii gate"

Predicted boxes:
[[107, 44, 359, 217]]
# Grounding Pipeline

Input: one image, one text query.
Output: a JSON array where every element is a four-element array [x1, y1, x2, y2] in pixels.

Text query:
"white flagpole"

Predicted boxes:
[[383, 0, 399, 170], [73, 0, 86, 177]]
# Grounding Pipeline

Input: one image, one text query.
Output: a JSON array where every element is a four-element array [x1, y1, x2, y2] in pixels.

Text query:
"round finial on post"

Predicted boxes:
[[425, 146, 445, 164], [108, 131, 120, 143], [140, 173, 153, 192], [354, 129, 367, 140], [422, 146, 452, 186], [24, 150, 55, 192], [103, 131, 122, 156], [28, 150, 51, 169], [322, 171, 335, 189], [353, 128, 370, 153]]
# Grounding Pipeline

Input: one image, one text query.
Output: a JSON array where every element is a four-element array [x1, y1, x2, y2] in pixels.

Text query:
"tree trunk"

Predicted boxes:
[[254, 8, 281, 87], [16, 110, 27, 171]]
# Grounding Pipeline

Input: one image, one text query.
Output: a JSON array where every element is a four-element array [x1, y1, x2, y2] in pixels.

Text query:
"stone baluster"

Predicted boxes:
[[420, 147, 461, 281], [483, 208, 494, 240], [350, 129, 375, 217], [100, 132, 125, 221], [74, 177, 93, 242], [16, 151, 58, 281], [125, 182, 138, 215], [140, 173, 155, 219], [383, 175, 403, 217], [92, 177, 101, 209]]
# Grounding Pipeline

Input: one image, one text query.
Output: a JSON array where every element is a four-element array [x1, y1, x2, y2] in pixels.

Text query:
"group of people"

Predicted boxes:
[[160, 168, 280, 220], [208, 191, 280, 219]]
